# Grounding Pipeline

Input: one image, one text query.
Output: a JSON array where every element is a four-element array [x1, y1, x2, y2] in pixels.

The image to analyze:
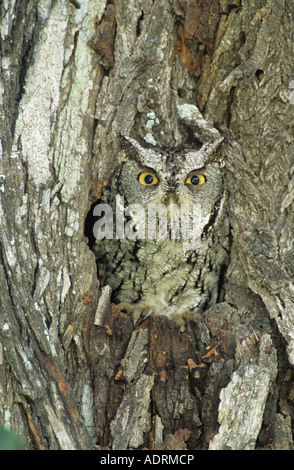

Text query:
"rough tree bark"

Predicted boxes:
[[0, 0, 293, 450]]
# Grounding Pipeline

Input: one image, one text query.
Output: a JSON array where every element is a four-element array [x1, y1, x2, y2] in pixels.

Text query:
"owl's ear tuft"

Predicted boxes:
[[118, 134, 143, 151], [215, 137, 228, 162], [118, 134, 149, 163], [206, 137, 228, 166], [118, 134, 131, 148], [118, 134, 134, 161]]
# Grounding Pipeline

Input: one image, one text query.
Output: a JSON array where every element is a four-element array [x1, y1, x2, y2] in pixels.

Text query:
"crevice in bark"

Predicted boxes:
[[69, 0, 81, 9], [84, 199, 100, 250], [136, 10, 144, 37]]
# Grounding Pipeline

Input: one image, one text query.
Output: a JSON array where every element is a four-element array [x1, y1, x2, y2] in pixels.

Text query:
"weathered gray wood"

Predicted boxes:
[[209, 334, 277, 450], [110, 374, 154, 450], [0, 0, 101, 449]]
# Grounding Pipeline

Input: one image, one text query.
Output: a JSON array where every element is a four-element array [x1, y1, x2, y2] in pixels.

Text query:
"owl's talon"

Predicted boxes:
[[133, 302, 155, 326], [172, 310, 205, 335], [118, 301, 155, 326]]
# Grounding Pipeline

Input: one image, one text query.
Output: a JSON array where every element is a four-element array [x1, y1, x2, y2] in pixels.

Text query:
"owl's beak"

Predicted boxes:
[[165, 193, 179, 220]]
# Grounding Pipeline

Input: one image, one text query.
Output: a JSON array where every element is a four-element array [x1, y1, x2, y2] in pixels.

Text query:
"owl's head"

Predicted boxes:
[[106, 136, 228, 242], [116, 135, 226, 209]]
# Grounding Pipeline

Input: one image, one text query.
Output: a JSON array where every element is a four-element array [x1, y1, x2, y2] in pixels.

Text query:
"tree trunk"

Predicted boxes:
[[0, 0, 294, 450]]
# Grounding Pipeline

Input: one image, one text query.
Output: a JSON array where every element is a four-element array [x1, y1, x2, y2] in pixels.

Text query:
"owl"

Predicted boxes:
[[94, 136, 230, 326]]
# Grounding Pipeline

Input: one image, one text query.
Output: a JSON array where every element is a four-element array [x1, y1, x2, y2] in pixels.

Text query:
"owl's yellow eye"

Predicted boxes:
[[185, 174, 206, 186], [138, 172, 159, 186]]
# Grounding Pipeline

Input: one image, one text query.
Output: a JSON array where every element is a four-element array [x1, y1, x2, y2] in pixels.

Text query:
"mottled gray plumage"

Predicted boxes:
[[95, 136, 230, 325]]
